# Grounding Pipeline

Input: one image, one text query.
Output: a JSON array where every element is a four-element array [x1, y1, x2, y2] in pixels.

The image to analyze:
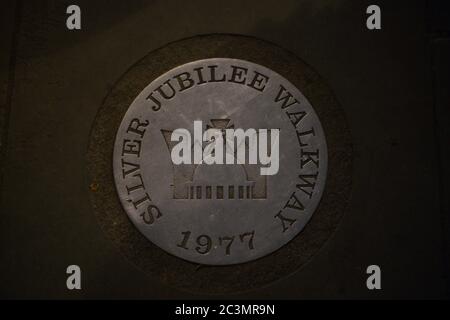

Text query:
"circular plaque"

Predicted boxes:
[[113, 58, 327, 265]]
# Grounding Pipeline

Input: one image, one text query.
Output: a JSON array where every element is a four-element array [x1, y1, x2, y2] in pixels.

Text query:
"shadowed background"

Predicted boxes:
[[0, 0, 449, 299]]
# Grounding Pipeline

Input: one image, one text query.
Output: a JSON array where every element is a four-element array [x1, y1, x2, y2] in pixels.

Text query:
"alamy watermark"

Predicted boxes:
[[170, 121, 280, 176]]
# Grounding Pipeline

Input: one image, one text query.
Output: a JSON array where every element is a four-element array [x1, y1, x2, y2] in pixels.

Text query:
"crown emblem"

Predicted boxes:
[[161, 119, 267, 200]]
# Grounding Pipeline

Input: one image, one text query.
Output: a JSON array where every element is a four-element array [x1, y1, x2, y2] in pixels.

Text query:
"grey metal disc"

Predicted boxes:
[[113, 58, 327, 265]]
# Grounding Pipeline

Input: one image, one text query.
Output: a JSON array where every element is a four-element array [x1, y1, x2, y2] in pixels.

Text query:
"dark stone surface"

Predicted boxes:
[[0, 0, 447, 298], [87, 35, 352, 294], [428, 0, 450, 298], [431, 39, 450, 298]]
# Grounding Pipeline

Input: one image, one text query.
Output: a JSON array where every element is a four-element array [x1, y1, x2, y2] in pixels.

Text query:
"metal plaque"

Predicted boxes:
[[113, 58, 327, 265]]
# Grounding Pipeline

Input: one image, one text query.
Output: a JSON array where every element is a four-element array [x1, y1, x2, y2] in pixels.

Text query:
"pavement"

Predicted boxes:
[[0, 0, 449, 299]]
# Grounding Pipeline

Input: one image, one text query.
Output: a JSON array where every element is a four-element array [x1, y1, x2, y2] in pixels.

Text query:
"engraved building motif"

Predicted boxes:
[[161, 119, 267, 200]]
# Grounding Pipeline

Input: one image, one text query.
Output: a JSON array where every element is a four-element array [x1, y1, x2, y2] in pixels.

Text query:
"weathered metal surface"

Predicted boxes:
[[113, 58, 328, 265]]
